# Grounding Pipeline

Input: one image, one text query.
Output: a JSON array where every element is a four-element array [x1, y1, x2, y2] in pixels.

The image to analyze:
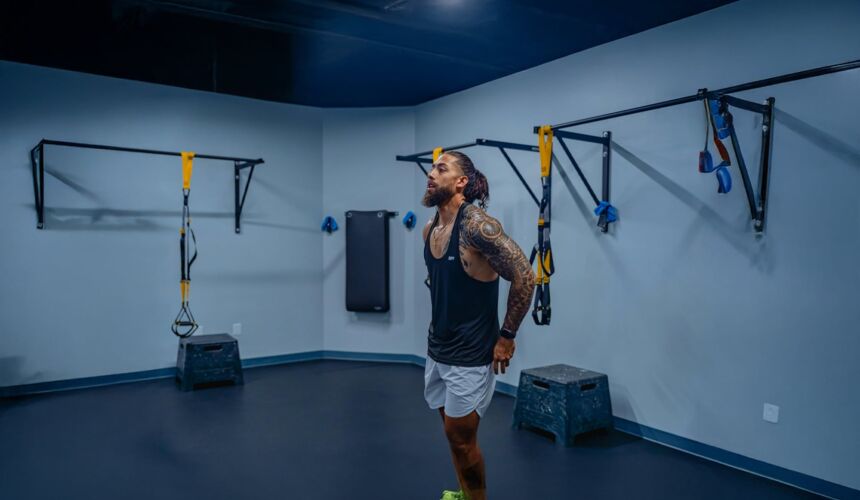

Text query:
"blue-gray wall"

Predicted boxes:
[[1, 0, 858, 493], [410, 0, 860, 490], [321, 108, 421, 354], [0, 62, 325, 386]]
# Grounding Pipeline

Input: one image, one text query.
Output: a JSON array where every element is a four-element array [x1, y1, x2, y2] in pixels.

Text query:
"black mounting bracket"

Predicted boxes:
[[551, 130, 614, 232], [29, 142, 46, 230], [28, 139, 264, 233], [396, 138, 541, 208], [233, 160, 258, 234], [699, 90, 775, 233], [536, 59, 859, 234]]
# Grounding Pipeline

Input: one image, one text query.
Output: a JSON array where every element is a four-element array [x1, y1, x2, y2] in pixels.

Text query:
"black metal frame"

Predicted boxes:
[[552, 130, 613, 232], [538, 59, 859, 131], [396, 138, 541, 207], [233, 160, 258, 234], [715, 93, 776, 232], [533, 59, 860, 233], [29, 139, 265, 233]]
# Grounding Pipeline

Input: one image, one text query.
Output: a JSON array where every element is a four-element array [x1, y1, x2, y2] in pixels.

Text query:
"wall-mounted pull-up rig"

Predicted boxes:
[[396, 138, 541, 208], [534, 59, 860, 233], [29, 139, 264, 233]]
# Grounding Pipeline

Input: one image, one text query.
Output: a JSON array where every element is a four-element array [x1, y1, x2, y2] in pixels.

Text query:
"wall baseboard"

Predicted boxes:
[[1, 350, 855, 499], [0, 367, 178, 397], [612, 418, 855, 500]]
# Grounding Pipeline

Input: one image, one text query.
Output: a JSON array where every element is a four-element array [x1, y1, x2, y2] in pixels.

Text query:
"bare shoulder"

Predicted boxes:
[[422, 217, 434, 241], [461, 204, 504, 244], [460, 203, 533, 284], [462, 204, 504, 237]]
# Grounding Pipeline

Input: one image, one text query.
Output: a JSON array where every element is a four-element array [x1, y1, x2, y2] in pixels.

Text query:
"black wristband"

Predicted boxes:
[[500, 328, 516, 340]]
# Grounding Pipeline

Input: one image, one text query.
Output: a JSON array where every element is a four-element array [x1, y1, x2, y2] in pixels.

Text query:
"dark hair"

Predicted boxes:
[[445, 150, 489, 208]]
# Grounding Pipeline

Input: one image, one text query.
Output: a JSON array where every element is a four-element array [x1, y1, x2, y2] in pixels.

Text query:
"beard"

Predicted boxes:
[[422, 184, 455, 207]]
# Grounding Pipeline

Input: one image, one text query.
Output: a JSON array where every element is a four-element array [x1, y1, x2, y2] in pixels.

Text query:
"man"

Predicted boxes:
[[422, 151, 535, 500]]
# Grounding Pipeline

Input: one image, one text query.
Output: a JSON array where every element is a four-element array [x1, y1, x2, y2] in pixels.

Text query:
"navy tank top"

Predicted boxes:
[[424, 203, 500, 366]]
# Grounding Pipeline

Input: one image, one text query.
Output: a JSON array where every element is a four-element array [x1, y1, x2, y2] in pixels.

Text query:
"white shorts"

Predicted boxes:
[[424, 358, 496, 418]]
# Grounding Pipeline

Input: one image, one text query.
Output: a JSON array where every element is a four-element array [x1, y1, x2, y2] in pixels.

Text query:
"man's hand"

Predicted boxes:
[[493, 337, 515, 375]]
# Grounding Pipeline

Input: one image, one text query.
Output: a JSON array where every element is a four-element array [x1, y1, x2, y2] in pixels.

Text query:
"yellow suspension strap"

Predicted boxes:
[[432, 147, 443, 162], [530, 126, 555, 325], [172, 151, 199, 338]]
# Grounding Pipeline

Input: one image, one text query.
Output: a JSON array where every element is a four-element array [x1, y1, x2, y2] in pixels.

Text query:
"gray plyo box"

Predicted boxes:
[[513, 364, 612, 446], [176, 333, 244, 391]]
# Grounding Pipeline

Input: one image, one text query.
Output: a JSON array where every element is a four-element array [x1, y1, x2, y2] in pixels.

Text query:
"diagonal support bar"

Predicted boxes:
[[415, 161, 429, 176], [497, 147, 540, 207], [555, 137, 601, 206], [234, 161, 257, 233], [756, 98, 775, 232], [30, 143, 45, 229], [718, 95, 775, 233], [726, 115, 758, 221]]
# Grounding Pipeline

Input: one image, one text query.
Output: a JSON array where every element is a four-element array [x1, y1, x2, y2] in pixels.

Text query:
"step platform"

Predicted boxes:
[[513, 364, 612, 446], [176, 333, 244, 391]]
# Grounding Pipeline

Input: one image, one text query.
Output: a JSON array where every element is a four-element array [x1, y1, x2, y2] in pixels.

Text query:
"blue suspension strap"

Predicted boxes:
[[530, 126, 555, 326], [172, 152, 199, 338], [699, 98, 733, 193]]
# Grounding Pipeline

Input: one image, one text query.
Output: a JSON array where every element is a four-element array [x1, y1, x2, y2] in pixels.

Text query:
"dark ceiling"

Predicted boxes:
[[0, 0, 736, 107]]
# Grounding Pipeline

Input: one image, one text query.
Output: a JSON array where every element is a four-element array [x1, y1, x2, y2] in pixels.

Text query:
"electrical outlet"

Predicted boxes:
[[232, 323, 242, 336], [763, 403, 780, 423]]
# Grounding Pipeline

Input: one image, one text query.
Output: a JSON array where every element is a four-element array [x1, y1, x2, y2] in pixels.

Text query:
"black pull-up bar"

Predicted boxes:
[[29, 139, 264, 233], [535, 59, 860, 233], [396, 138, 540, 207], [35, 139, 264, 163], [535, 59, 859, 131]]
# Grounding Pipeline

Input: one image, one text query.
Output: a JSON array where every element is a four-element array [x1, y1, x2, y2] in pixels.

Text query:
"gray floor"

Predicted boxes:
[[0, 360, 820, 499]]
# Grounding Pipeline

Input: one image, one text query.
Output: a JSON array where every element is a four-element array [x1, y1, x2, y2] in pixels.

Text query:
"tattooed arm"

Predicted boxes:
[[460, 205, 535, 335]]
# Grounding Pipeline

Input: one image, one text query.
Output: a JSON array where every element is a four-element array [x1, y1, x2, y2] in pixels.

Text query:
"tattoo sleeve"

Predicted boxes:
[[460, 205, 535, 334]]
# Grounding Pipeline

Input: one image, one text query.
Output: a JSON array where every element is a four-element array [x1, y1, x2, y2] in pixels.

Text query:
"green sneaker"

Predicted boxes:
[[440, 490, 465, 500]]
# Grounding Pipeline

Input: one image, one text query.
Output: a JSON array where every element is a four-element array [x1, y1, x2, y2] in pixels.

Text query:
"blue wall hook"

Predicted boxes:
[[321, 215, 338, 234]]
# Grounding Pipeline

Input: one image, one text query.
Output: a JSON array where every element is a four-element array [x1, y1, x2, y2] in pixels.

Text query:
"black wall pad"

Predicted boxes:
[[345, 210, 393, 313]]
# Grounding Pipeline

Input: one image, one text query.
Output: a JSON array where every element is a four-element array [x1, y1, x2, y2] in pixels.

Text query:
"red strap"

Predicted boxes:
[[706, 100, 731, 165]]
